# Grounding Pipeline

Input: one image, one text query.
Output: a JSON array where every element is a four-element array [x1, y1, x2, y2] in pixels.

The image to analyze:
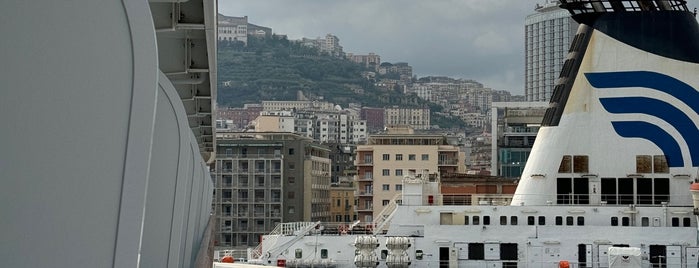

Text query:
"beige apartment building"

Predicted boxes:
[[384, 107, 431, 130], [355, 133, 465, 222]]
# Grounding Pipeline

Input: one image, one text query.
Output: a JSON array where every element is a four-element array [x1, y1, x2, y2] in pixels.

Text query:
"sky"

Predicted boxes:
[[217, 0, 698, 95]]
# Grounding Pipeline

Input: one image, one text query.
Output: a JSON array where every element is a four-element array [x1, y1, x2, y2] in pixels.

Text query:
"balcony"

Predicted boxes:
[[357, 190, 373, 197], [357, 175, 373, 182], [438, 159, 459, 165], [356, 160, 373, 166], [356, 206, 373, 212]]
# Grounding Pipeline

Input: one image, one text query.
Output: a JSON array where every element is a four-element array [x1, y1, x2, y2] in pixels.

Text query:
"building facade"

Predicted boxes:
[[213, 132, 331, 250], [524, 1, 578, 102], [490, 102, 548, 178], [355, 133, 465, 222], [384, 107, 431, 130], [330, 181, 357, 223]]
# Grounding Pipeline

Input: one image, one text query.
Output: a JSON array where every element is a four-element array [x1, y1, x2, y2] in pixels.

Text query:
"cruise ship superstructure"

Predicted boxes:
[[219, 1, 699, 267], [0, 0, 217, 267]]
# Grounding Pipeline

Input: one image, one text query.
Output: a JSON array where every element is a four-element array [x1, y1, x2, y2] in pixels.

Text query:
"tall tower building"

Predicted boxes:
[[524, 1, 578, 102]]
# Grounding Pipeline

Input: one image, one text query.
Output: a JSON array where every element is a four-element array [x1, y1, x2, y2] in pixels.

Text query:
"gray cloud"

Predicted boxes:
[[219, 0, 548, 95]]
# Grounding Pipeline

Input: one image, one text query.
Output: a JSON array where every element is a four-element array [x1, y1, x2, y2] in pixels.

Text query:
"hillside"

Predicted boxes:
[[216, 36, 467, 128]]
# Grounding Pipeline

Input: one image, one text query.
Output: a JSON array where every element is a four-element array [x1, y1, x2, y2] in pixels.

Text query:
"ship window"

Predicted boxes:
[[636, 155, 652, 173], [672, 217, 680, 227], [538, 216, 546, 225], [500, 216, 507, 225], [473, 216, 480, 225], [321, 249, 328, 259], [528, 216, 535, 226], [622, 217, 630, 226], [483, 216, 490, 225], [653, 155, 668, 173], [577, 216, 584, 226], [415, 250, 423, 260], [654, 178, 670, 204], [555, 216, 563, 226], [295, 249, 302, 259], [500, 243, 518, 262], [611, 217, 619, 226], [558, 155, 572, 173], [381, 250, 388, 260], [464, 216, 469, 225], [556, 178, 572, 204], [468, 243, 485, 260], [642, 217, 650, 226], [684, 217, 691, 227], [567, 216, 574, 226], [601, 178, 617, 205], [510, 216, 518, 225], [573, 155, 588, 173], [618, 178, 633, 204], [637, 178, 653, 205]]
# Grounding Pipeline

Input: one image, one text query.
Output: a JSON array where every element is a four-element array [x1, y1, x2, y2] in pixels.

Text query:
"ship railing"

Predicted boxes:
[[372, 193, 402, 235], [250, 221, 321, 260]]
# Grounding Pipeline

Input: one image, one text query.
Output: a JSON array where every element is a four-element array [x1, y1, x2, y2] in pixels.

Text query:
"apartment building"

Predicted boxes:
[[213, 132, 331, 250], [384, 107, 431, 130], [330, 180, 357, 223], [355, 132, 465, 222], [525, 1, 578, 101], [490, 102, 548, 178]]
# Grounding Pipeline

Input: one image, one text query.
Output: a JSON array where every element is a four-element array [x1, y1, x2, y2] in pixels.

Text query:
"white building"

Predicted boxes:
[[524, 1, 578, 102]]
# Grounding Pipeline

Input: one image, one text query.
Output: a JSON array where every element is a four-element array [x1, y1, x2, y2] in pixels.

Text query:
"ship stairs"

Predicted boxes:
[[372, 193, 402, 235], [250, 221, 321, 260]]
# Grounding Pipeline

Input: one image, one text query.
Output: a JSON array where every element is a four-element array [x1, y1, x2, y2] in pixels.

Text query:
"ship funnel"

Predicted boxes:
[[559, 0, 688, 14]]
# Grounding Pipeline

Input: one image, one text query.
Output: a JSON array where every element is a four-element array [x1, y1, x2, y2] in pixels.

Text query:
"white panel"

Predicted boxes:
[[485, 243, 500, 260], [455, 243, 469, 260], [598, 245, 612, 268], [686, 247, 699, 266], [527, 246, 542, 267], [667, 245, 682, 267], [0, 0, 157, 267]]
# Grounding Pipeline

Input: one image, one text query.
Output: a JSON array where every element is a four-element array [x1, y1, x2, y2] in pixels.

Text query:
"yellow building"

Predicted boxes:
[[329, 181, 356, 223], [355, 133, 465, 222]]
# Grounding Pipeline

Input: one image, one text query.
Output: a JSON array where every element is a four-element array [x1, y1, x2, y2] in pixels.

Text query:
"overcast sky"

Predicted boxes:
[[217, 1, 698, 95]]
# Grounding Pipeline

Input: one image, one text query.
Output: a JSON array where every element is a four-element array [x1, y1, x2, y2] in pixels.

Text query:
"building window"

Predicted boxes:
[[421, 154, 429, 161], [288, 206, 295, 214], [289, 148, 295, 155], [382, 184, 390, 191], [382, 154, 390, 161], [288, 191, 295, 199], [395, 184, 402, 191], [288, 177, 295, 184], [382, 200, 389, 206], [396, 154, 403, 161], [408, 154, 416, 161], [382, 169, 390, 176], [395, 169, 403, 176]]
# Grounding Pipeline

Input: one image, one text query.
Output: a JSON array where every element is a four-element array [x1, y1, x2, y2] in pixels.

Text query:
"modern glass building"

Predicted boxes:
[[525, 1, 578, 102]]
